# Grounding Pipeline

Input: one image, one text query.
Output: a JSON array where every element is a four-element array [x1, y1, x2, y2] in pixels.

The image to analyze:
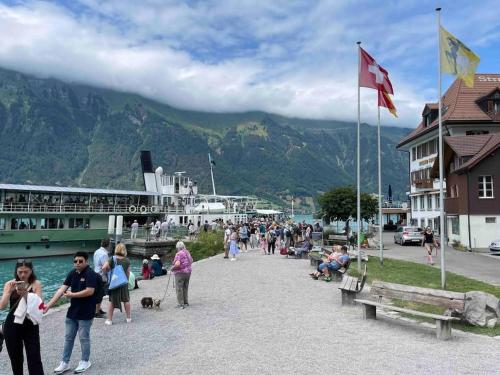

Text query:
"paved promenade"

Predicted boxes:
[[2, 248, 499, 375]]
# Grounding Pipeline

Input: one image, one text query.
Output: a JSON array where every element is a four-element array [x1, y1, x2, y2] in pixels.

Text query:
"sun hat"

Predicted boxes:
[[142, 259, 148, 264], [151, 254, 160, 260]]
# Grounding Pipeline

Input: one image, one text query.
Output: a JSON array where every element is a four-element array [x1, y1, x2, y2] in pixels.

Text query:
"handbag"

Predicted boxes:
[[108, 256, 128, 290]]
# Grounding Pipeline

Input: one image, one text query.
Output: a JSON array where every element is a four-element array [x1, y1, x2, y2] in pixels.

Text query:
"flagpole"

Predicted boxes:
[[436, 7, 446, 289], [208, 153, 217, 196], [357, 41, 362, 272], [377, 104, 383, 265]]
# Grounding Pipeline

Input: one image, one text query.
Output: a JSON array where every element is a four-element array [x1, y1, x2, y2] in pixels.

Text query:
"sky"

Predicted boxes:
[[0, 0, 499, 128]]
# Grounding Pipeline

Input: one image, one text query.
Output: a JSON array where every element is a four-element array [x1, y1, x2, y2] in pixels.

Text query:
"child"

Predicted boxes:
[[229, 230, 239, 261], [141, 259, 154, 280]]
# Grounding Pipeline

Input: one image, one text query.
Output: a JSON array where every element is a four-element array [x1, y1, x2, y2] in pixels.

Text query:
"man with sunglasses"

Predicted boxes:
[[44, 251, 97, 374]]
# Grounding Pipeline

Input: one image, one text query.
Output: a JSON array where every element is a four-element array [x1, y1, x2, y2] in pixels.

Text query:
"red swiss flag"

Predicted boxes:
[[359, 47, 394, 95]]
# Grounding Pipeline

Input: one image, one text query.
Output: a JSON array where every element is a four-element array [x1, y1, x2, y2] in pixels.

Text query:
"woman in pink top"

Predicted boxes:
[[171, 241, 193, 309]]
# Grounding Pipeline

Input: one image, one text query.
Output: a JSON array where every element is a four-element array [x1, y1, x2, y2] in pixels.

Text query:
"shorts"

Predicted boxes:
[[241, 238, 248, 243]]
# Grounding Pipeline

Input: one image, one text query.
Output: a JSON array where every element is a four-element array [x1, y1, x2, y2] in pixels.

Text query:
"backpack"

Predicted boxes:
[[268, 230, 276, 243], [285, 228, 291, 238]]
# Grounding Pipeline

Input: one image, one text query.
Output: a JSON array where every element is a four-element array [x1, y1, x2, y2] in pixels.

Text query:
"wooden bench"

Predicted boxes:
[[355, 281, 465, 340], [325, 234, 348, 246], [338, 264, 367, 305]]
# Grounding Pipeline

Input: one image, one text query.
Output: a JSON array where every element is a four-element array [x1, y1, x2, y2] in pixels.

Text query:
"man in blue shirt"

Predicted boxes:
[[93, 238, 109, 318], [45, 252, 97, 374]]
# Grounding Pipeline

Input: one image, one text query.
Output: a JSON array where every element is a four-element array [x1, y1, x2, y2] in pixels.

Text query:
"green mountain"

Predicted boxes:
[[0, 68, 411, 211]]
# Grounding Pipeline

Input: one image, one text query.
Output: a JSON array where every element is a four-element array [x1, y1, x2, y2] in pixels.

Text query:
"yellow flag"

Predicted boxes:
[[440, 26, 480, 88]]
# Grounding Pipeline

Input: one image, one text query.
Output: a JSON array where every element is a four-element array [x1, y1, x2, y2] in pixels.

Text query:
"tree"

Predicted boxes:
[[318, 186, 378, 233]]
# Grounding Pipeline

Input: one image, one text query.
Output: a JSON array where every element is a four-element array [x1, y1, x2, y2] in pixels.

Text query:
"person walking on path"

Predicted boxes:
[[229, 229, 240, 260], [0, 259, 44, 375], [267, 226, 277, 255], [239, 224, 249, 252], [171, 241, 193, 308], [93, 238, 109, 318], [44, 252, 97, 374], [422, 226, 438, 265], [130, 220, 139, 239], [102, 244, 131, 325], [223, 225, 231, 259]]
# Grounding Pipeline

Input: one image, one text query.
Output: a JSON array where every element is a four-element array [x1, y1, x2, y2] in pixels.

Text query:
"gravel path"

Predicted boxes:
[[1, 248, 499, 375]]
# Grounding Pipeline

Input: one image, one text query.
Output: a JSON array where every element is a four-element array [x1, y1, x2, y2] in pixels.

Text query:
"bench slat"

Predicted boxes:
[[370, 281, 465, 311], [354, 299, 460, 321]]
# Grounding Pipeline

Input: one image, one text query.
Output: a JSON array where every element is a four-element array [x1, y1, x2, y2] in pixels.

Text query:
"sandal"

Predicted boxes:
[[311, 275, 319, 280], [324, 277, 332, 282]]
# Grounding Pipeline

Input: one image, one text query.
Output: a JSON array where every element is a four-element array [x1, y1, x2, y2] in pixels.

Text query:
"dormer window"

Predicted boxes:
[[477, 88, 500, 117]]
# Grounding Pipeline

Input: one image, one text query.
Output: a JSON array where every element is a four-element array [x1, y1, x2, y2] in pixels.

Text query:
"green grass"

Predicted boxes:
[[348, 257, 500, 336], [185, 230, 225, 262]]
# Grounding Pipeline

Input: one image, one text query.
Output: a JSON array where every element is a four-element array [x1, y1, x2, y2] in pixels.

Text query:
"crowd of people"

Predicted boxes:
[[0, 236, 193, 375], [0, 217, 323, 374]]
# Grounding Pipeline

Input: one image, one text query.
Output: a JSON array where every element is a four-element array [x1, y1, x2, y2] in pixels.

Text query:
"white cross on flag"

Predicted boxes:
[[359, 47, 394, 94]]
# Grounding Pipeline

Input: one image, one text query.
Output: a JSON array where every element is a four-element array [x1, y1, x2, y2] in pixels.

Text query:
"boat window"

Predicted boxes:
[[11, 218, 30, 229], [69, 218, 90, 229], [0, 218, 5, 230], [30, 218, 36, 229], [42, 218, 62, 229]]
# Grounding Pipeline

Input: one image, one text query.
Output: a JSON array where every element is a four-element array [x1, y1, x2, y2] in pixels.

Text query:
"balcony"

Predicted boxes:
[[413, 179, 434, 190]]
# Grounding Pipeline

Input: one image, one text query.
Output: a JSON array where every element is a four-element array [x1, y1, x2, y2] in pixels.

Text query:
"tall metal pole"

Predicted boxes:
[[208, 153, 217, 196], [356, 41, 362, 272], [436, 7, 446, 289], [378, 105, 383, 264]]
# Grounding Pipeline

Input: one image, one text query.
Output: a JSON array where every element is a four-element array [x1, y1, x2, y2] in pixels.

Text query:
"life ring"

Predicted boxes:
[[150, 206, 159, 213], [140, 205, 148, 214], [129, 205, 137, 213]]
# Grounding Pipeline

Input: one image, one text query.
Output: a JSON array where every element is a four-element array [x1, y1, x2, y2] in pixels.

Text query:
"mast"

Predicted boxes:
[[208, 153, 216, 196]]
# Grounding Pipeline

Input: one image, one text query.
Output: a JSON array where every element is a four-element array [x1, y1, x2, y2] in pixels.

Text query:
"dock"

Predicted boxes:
[[122, 238, 177, 258]]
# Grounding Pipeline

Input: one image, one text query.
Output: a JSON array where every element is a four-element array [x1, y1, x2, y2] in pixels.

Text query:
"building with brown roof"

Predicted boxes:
[[397, 74, 500, 248], [430, 134, 500, 249]]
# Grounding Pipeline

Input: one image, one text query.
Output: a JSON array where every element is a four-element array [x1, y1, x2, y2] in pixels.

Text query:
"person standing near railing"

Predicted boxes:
[[131, 220, 139, 239]]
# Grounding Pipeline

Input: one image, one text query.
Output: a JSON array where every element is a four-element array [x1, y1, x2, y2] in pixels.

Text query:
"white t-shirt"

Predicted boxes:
[[224, 228, 231, 243]]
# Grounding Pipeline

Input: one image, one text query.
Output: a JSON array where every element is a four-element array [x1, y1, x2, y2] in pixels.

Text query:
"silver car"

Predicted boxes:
[[394, 227, 423, 246], [489, 239, 500, 253]]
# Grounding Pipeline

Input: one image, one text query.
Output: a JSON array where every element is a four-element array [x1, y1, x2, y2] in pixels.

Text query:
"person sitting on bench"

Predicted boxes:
[[290, 238, 312, 258], [310, 245, 349, 281]]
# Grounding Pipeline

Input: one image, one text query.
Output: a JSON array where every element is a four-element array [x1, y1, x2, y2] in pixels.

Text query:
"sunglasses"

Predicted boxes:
[[16, 259, 33, 265], [73, 259, 85, 264]]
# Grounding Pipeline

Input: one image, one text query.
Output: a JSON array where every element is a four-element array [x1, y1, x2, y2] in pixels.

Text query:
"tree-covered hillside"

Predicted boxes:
[[0, 68, 411, 211]]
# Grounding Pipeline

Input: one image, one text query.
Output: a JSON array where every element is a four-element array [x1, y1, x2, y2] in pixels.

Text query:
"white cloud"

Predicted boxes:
[[0, 0, 498, 128]]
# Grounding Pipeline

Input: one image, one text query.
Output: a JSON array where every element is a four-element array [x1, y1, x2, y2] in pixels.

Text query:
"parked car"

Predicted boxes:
[[394, 227, 423, 246], [489, 239, 500, 253]]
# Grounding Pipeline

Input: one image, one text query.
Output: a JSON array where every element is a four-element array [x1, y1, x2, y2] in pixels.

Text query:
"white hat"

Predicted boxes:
[[142, 259, 148, 264], [150, 254, 160, 260]]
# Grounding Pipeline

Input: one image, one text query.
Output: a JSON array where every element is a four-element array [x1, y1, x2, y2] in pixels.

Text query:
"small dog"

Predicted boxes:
[[141, 297, 161, 309]]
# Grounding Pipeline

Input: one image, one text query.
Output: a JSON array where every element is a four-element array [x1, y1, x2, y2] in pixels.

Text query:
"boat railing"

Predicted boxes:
[[0, 202, 188, 215], [122, 225, 188, 240]]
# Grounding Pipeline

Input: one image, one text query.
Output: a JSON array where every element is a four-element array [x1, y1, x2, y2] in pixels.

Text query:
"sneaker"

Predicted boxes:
[[184, 303, 189, 307], [54, 361, 70, 374], [126, 318, 132, 323], [223, 256, 229, 259], [230, 258, 236, 261], [176, 304, 184, 308], [74, 360, 92, 373], [94, 312, 105, 318], [104, 320, 112, 326]]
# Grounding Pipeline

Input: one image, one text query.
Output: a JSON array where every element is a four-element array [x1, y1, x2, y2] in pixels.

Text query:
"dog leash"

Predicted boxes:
[[160, 272, 173, 302]]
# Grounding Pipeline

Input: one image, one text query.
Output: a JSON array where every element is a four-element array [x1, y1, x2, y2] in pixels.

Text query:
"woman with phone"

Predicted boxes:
[[0, 259, 44, 374]]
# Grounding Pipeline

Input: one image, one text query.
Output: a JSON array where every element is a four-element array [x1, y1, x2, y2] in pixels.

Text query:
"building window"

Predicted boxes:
[[412, 147, 416, 161], [427, 195, 432, 211], [420, 196, 425, 211], [417, 145, 422, 159], [485, 217, 497, 224], [450, 217, 460, 235], [435, 195, 440, 210], [478, 176, 494, 198]]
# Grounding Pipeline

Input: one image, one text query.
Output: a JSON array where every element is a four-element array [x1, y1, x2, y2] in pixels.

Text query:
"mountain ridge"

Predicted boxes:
[[0, 67, 411, 210]]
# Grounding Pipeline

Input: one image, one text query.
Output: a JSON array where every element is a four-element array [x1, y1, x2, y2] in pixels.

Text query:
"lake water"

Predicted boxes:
[[0, 254, 165, 321]]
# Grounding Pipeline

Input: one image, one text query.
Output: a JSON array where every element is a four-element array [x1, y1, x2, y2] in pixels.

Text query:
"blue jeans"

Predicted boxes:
[[63, 318, 93, 363]]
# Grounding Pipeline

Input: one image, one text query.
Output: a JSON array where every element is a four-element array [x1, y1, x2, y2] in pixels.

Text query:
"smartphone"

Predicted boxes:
[[15, 281, 28, 291]]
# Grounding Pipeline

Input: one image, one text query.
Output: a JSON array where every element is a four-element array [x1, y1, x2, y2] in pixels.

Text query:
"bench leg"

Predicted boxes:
[[436, 320, 452, 340], [362, 304, 376, 320], [341, 290, 356, 306]]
